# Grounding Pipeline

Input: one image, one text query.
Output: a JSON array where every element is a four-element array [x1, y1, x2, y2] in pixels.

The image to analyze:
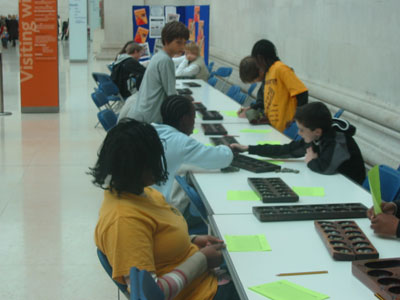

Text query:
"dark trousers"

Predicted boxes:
[[213, 281, 241, 300]]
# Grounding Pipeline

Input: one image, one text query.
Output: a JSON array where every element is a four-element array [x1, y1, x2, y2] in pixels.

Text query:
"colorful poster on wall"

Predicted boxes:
[[140, 42, 150, 59], [197, 20, 205, 57], [134, 8, 148, 25], [134, 26, 149, 43], [194, 6, 200, 22], [188, 18, 195, 41], [149, 16, 164, 38], [19, 0, 59, 113]]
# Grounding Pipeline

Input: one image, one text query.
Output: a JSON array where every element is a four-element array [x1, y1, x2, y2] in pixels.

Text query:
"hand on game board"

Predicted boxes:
[[230, 143, 248, 153], [370, 213, 399, 237], [367, 201, 397, 219]]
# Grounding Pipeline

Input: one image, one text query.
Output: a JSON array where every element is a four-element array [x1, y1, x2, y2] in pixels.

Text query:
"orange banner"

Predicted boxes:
[[19, 0, 59, 113]]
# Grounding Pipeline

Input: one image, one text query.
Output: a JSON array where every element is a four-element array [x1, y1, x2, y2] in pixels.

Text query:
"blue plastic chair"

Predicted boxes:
[[283, 122, 302, 141], [92, 72, 113, 86], [175, 175, 208, 234], [210, 67, 233, 91], [207, 61, 214, 74], [247, 83, 257, 96], [98, 81, 124, 109], [92, 91, 110, 110], [232, 92, 247, 105], [130, 267, 164, 300], [210, 66, 232, 79], [98, 109, 118, 132], [362, 165, 400, 202], [175, 175, 207, 220], [97, 249, 130, 299], [334, 108, 345, 118], [226, 85, 241, 99], [208, 76, 218, 87]]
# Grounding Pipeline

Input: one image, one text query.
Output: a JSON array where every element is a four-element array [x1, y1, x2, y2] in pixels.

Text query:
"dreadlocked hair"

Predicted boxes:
[[88, 119, 168, 195], [161, 95, 193, 129], [251, 39, 280, 72]]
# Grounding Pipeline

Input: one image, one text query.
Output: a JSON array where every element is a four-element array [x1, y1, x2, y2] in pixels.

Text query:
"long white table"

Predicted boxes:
[[178, 78, 395, 300], [177, 79, 250, 124], [209, 214, 399, 300]]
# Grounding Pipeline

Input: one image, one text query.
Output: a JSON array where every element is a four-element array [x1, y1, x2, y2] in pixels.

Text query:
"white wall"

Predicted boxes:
[[0, 1, 18, 15], [208, 0, 400, 168]]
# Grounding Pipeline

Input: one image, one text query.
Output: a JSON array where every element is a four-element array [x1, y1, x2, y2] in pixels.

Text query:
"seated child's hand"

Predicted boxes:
[[370, 213, 399, 237], [367, 201, 397, 219], [230, 143, 248, 153], [237, 107, 250, 118], [193, 235, 224, 248], [200, 243, 226, 269], [305, 147, 318, 163]]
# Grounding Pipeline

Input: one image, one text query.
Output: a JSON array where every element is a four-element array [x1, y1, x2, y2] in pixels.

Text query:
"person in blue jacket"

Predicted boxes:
[[152, 95, 233, 212]]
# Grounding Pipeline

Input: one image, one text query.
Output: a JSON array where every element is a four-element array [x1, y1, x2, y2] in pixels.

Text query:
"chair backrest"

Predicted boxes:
[[226, 85, 241, 99], [334, 108, 345, 118], [130, 267, 164, 300], [207, 76, 218, 87], [247, 83, 257, 96], [97, 249, 130, 299], [283, 122, 301, 141], [232, 92, 247, 105], [175, 175, 207, 221], [362, 165, 400, 202], [92, 72, 113, 86], [99, 81, 121, 97], [207, 61, 214, 73], [97, 109, 118, 132], [214, 66, 232, 78], [91, 91, 109, 110]]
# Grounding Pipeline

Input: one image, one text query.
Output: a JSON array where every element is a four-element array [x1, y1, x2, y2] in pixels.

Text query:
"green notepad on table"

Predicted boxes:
[[257, 141, 281, 145], [227, 190, 260, 201], [222, 110, 238, 117], [225, 234, 271, 252], [249, 280, 329, 300], [368, 165, 382, 214], [292, 187, 325, 197], [240, 129, 272, 134]]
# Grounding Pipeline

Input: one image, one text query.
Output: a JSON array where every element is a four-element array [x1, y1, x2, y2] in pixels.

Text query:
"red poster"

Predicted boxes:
[[19, 0, 59, 113]]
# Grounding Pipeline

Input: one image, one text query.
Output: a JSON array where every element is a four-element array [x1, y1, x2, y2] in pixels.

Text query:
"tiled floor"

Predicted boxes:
[[0, 42, 119, 299]]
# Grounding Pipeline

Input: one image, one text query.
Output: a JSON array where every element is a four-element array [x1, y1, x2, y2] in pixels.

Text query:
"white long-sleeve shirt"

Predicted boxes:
[[152, 123, 233, 210]]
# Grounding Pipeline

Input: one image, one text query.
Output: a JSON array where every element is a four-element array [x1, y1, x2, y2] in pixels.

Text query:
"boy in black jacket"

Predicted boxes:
[[231, 102, 366, 184], [111, 42, 146, 98]]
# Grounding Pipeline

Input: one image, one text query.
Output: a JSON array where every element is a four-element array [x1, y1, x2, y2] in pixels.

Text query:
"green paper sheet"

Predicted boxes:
[[249, 280, 329, 300], [227, 190, 260, 201], [192, 129, 199, 134], [258, 159, 285, 165], [225, 234, 271, 252], [292, 187, 325, 197], [368, 165, 382, 214], [204, 143, 213, 147], [222, 110, 238, 117], [257, 141, 281, 145], [240, 129, 272, 134]]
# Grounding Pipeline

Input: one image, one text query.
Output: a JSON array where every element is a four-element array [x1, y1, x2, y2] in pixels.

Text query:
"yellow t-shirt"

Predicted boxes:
[[263, 61, 308, 132], [94, 187, 217, 300]]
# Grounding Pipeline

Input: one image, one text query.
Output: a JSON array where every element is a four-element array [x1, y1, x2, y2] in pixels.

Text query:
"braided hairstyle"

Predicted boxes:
[[161, 95, 194, 130], [89, 119, 168, 195], [251, 39, 280, 72]]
